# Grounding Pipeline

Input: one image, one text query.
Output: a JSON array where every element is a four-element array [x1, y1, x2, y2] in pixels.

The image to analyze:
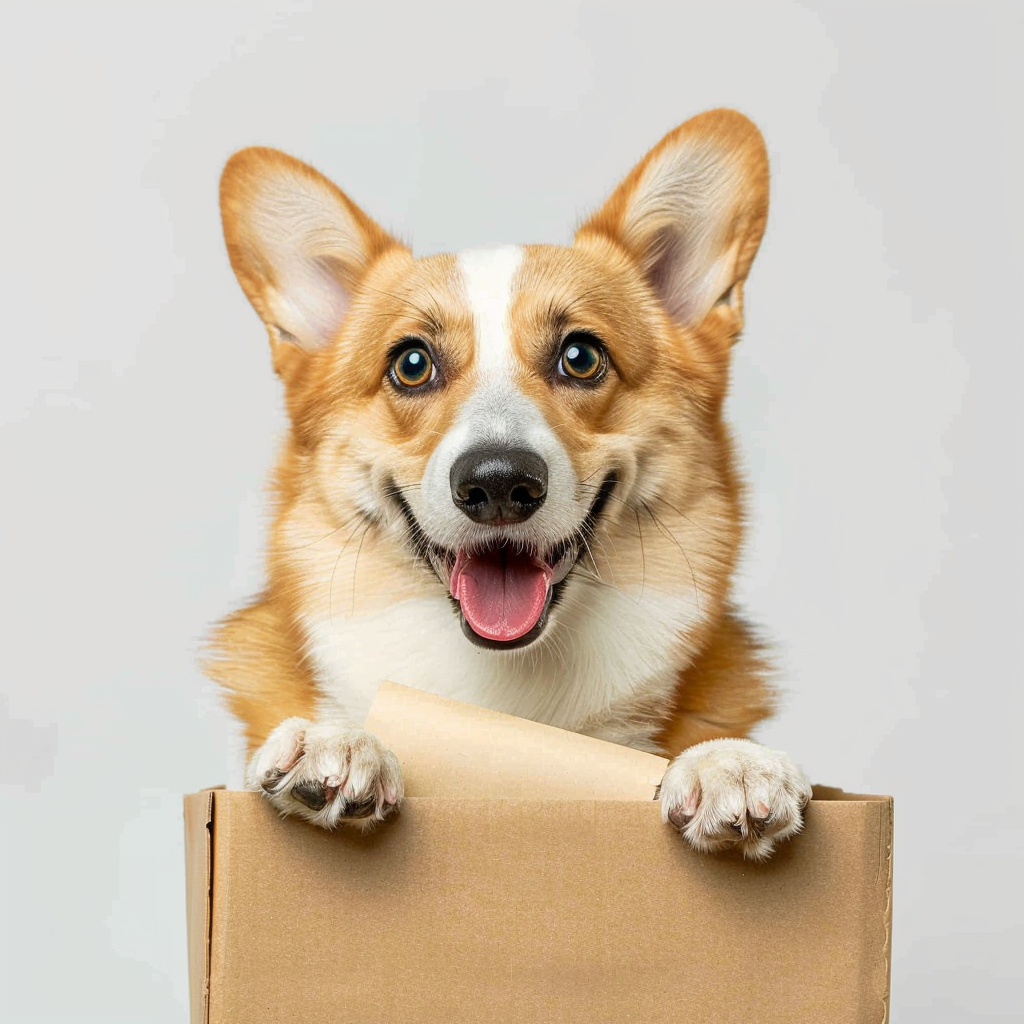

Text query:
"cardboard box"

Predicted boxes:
[[185, 684, 893, 1023]]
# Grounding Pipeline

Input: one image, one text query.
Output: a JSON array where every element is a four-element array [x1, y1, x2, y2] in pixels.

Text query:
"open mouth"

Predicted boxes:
[[394, 475, 616, 650]]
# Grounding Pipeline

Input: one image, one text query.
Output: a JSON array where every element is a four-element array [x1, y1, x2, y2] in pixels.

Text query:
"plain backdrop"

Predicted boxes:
[[2, 1, 1021, 1019]]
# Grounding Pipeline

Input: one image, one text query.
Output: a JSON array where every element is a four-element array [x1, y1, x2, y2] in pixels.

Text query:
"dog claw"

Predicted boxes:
[[342, 796, 378, 820], [291, 780, 329, 811], [667, 806, 693, 829]]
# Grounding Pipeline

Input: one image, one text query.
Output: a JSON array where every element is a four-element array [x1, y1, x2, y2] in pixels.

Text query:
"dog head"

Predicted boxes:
[[220, 110, 768, 656]]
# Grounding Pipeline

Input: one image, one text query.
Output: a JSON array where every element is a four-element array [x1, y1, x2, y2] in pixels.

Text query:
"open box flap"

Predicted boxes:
[[365, 680, 668, 800]]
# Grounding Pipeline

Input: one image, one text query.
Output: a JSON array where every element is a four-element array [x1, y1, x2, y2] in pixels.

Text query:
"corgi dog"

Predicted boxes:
[[208, 108, 812, 861]]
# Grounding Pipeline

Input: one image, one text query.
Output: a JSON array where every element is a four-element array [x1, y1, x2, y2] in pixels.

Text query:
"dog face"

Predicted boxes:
[[220, 110, 768, 661]]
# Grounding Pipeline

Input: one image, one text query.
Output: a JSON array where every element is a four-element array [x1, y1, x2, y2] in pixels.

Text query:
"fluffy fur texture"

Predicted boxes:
[[207, 109, 811, 859]]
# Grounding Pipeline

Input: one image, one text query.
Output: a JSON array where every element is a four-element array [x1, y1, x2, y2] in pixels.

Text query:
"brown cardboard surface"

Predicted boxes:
[[184, 686, 893, 1023], [365, 681, 669, 799], [188, 791, 892, 1024]]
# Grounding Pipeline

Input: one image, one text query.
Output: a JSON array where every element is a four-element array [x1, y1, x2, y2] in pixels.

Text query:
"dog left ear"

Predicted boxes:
[[577, 109, 769, 337], [220, 147, 406, 366]]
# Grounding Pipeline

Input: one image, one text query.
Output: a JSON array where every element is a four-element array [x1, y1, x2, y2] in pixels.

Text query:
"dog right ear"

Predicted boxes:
[[220, 148, 405, 372], [576, 109, 769, 340]]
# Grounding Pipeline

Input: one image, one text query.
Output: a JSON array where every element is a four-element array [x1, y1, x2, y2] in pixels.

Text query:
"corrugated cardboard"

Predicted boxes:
[[184, 684, 893, 1023]]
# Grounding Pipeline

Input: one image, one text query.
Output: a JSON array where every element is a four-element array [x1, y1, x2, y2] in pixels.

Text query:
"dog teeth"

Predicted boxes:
[[429, 541, 574, 592]]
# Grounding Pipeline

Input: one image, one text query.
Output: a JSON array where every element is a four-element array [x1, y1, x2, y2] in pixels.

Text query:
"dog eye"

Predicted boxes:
[[390, 343, 435, 389], [558, 333, 606, 383]]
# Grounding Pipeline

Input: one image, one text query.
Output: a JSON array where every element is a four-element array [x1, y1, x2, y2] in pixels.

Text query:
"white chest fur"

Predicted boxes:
[[302, 575, 704, 752]]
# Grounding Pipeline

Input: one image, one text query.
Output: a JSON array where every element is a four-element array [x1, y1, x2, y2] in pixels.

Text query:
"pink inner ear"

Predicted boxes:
[[646, 226, 736, 328], [271, 256, 351, 351], [648, 230, 694, 323]]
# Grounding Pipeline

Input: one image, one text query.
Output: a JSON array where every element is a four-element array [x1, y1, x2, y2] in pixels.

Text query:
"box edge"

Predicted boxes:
[[183, 789, 216, 1024]]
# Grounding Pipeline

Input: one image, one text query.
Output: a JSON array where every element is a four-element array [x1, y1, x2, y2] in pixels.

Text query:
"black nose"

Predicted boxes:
[[450, 447, 548, 524]]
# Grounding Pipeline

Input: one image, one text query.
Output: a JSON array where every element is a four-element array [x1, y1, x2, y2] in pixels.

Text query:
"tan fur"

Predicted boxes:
[[207, 110, 777, 763]]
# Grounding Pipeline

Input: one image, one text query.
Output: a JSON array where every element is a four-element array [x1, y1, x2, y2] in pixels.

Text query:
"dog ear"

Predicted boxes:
[[577, 109, 769, 336], [220, 148, 405, 360]]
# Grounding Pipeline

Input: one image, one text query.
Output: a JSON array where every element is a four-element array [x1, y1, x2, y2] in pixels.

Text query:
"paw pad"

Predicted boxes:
[[247, 718, 404, 828], [660, 738, 811, 861]]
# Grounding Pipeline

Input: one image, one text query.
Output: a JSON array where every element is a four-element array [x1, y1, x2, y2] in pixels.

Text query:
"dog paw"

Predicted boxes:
[[246, 717, 404, 829], [660, 738, 812, 861]]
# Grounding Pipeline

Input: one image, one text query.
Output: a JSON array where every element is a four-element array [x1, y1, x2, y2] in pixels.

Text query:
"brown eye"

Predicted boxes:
[[558, 333, 606, 382], [391, 345, 434, 389]]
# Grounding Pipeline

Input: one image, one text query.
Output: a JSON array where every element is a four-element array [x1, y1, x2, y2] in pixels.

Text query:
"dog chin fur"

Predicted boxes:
[[207, 108, 811, 859]]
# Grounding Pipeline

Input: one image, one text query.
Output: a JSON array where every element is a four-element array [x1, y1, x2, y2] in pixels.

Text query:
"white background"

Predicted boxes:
[[2, 2, 1021, 1019]]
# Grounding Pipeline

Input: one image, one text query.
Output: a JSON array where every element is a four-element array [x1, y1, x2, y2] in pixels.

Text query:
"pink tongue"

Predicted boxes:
[[450, 547, 553, 642]]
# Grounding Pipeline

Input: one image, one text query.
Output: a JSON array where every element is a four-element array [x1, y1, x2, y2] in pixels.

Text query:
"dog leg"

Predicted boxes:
[[246, 717, 404, 830], [659, 738, 811, 861]]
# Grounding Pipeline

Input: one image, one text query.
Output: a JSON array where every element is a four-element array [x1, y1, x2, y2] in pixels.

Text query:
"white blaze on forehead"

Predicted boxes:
[[457, 246, 524, 376], [416, 243, 583, 555]]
